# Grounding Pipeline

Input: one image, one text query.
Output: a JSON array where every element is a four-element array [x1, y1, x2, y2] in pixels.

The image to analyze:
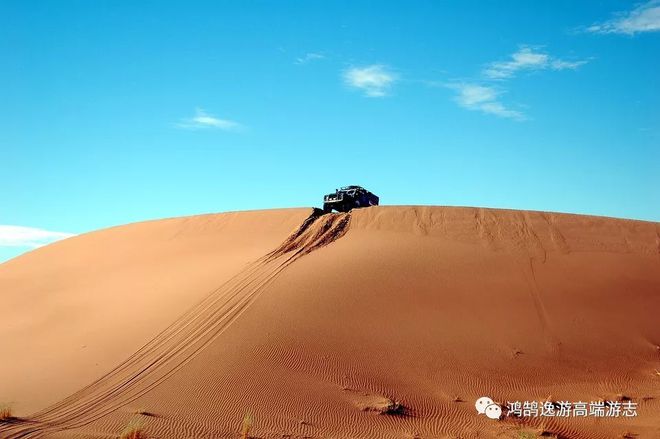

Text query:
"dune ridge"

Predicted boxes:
[[1, 206, 659, 438]]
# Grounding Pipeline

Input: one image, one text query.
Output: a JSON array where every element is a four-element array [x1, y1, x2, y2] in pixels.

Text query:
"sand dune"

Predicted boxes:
[[1, 206, 659, 438]]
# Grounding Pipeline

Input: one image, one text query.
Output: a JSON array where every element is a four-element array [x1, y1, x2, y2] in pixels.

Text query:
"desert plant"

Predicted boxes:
[[359, 397, 407, 415], [120, 419, 146, 439], [133, 408, 156, 417], [241, 413, 253, 439], [0, 404, 12, 421], [382, 399, 405, 415]]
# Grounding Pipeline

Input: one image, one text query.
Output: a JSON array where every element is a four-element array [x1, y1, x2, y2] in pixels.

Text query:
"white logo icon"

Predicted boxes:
[[475, 396, 494, 414], [485, 403, 502, 419], [476, 396, 502, 420]]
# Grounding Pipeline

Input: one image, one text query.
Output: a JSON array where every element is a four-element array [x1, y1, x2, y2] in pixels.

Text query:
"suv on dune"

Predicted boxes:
[[323, 186, 379, 213]]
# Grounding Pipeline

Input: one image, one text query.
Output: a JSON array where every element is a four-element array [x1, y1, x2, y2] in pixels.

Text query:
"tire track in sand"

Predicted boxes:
[[0, 209, 351, 439]]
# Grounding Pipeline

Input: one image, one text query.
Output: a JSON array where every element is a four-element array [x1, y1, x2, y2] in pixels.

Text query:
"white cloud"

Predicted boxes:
[[587, 0, 660, 34], [0, 225, 75, 249], [483, 47, 588, 79], [343, 65, 398, 97], [483, 48, 548, 79], [448, 83, 525, 121], [550, 59, 589, 70], [444, 46, 586, 120], [177, 108, 243, 131], [295, 52, 325, 64]]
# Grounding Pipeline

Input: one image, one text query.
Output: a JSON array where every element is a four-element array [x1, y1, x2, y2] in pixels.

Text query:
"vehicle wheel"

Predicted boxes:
[[323, 203, 332, 213]]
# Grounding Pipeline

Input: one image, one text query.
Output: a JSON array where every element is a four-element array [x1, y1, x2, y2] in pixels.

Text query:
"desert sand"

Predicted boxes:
[[1, 206, 659, 439]]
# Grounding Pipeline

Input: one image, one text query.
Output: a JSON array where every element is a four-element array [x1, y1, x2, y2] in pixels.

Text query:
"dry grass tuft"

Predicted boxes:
[[0, 404, 12, 421], [361, 398, 406, 415], [516, 424, 561, 439], [381, 399, 405, 415], [120, 420, 146, 439], [241, 413, 253, 439]]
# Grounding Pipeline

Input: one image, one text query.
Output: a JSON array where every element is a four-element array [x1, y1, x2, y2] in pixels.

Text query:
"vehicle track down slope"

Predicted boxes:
[[0, 209, 351, 439]]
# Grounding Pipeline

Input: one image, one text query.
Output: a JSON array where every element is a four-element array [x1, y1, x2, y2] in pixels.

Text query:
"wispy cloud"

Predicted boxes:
[[295, 52, 325, 65], [550, 59, 590, 70], [587, 0, 660, 34], [177, 108, 244, 131], [343, 65, 398, 97], [442, 46, 587, 120], [447, 83, 525, 121], [0, 225, 75, 249], [483, 47, 588, 80]]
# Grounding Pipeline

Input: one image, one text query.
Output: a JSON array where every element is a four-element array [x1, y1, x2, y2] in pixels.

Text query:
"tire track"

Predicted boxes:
[[1, 209, 351, 439]]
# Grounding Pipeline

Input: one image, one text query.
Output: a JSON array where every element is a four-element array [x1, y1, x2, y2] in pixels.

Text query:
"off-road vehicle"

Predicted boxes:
[[323, 186, 379, 213]]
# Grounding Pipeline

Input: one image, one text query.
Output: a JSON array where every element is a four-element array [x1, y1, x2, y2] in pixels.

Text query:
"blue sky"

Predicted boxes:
[[1, 0, 659, 262]]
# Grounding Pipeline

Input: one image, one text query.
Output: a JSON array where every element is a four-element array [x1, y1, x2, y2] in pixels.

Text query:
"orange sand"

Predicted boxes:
[[1, 206, 659, 438]]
